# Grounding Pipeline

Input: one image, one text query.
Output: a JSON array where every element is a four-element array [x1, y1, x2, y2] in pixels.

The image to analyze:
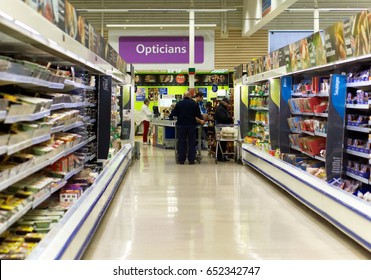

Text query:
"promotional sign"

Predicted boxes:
[[97, 75, 112, 159], [326, 74, 346, 181], [299, 38, 310, 70], [212, 84, 218, 92], [349, 11, 370, 57], [279, 76, 292, 153], [239, 85, 249, 138], [121, 85, 132, 140], [119, 36, 204, 64], [268, 79, 280, 150], [158, 88, 168, 95], [136, 88, 146, 101], [324, 22, 347, 63], [196, 87, 207, 98], [342, 18, 354, 58], [307, 31, 327, 67]]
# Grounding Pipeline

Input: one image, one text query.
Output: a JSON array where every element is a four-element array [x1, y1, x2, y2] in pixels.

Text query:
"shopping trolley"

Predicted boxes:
[[214, 124, 241, 164], [175, 125, 202, 164]]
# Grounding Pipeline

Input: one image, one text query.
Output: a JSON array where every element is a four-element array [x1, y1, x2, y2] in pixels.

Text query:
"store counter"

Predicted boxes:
[[151, 119, 176, 149]]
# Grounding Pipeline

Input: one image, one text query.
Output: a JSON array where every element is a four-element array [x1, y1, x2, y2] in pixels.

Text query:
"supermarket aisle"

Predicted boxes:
[[83, 145, 369, 260]]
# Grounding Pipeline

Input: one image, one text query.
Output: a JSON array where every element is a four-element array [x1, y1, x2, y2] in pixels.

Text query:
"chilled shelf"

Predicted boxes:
[[346, 104, 370, 109], [249, 120, 268, 126], [302, 130, 315, 136], [0, 72, 64, 90], [7, 134, 51, 155], [4, 110, 51, 124], [0, 136, 96, 192], [290, 144, 326, 162], [0, 202, 33, 236], [0, 110, 6, 121], [50, 121, 84, 134], [250, 107, 269, 111], [64, 79, 95, 91], [315, 131, 327, 137]]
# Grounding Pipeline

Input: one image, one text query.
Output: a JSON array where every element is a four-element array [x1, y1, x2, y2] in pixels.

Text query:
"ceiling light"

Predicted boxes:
[[77, 8, 236, 13], [286, 8, 369, 12], [106, 24, 217, 28]]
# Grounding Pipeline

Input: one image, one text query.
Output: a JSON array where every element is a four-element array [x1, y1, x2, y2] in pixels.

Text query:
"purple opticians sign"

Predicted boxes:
[[119, 36, 204, 64]]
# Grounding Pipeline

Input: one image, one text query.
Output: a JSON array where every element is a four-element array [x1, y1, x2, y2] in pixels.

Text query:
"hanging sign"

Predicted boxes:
[[212, 84, 218, 92]]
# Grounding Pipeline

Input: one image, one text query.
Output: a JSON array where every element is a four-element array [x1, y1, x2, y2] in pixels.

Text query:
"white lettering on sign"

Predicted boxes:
[[136, 44, 187, 56], [334, 76, 340, 96]]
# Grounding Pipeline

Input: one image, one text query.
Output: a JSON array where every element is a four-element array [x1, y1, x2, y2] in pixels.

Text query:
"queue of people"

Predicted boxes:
[[140, 90, 234, 164]]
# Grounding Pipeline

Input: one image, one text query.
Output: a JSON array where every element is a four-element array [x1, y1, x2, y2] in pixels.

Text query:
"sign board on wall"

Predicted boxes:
[[119, 36, 204, 64], [108, 30, 215, 71]]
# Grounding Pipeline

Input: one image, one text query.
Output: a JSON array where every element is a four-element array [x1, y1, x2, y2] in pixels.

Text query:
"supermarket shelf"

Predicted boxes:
[[64, 79, 95, 91], [345, 171, 370, 185], [50, 165, 84, 182], [249, 93, 269, 97], [84, 154, 96, 163], [0, 136, 96, 192], [346, 125, 370, 133], [290, 129, 302, 134], [242, 144, 371, 251], [7, 134, 51, 155], [346, 81, 371, 88], [249, 107, 269, 111], [4, 110, 51, 124], [346, 104, 369, 109], [64, 102, 83, 108], [315, 131, 327, 137], [249, 120, 268, 126], [32, 192, 51, 209], [302, 130, 315, 136], [0, 72, 64, 90], [289, 144, 325, 162], [50, 181, 67, 195], [0, 145, 6, 155], [346, 149, 370, 159], [50, 103, 64, 111], [28, 144, 133, 260], [51, 122, 84, 134], [291, 112, 314, 116], [0, 110, 6, 121], [0, 202, 33, 236], [314, 112, 328, 117]]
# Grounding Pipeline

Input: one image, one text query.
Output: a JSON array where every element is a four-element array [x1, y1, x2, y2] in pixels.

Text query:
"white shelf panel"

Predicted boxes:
[[50, 181, 67, 195], [64, 80, 95, 91], [63, 121, 84, 132], [0, 145, 6, 156], [0, 202, 33, 236], [50, 104, 64, 111], [249, 93, 269, 97], [0, 72, 64, 90], [315, 131, 327, 137], [250, 107, 269, 111], [346, 103, 370, 109], [290, 129, 302, 134], [242, 144, 371, 251], [314, 113, 328, 117], [249, 120, 268, 126], [302, 130, 315, 136], [51, 125, 64, 134], [346, 125, 370, 133], [84, 154, 96, 163], [291, 112, 314, 116], [290, 144, 324, 161], [64, 102, 83, 108], [0, 110, 7, 121], [347, 81, 371, 88], [4, 110, 51, 124], [346, 149, 370, 159], [345, 171, 370, 185], [7, 134, 51, 155], [32, 192, 51, 209]]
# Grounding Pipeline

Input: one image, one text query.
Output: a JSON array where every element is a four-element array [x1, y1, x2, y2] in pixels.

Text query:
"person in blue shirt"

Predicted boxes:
[[170, 91, 205, 164]]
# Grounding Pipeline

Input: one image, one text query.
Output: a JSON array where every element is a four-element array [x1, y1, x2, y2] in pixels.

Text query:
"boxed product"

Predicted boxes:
[[299, 136, 326, 156]]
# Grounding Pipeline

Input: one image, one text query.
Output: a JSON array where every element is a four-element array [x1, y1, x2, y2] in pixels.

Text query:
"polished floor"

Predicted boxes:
[[83, 144, 370, 260]]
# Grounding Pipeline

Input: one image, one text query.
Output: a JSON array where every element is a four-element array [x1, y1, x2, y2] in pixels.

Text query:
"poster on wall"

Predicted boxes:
[[158, 88, 168, 95], [324, 22, 347, 63], [299, 38, 310, 70], [307, 31, 327, 67], [342, 18, 354, 58], [148, 88, 159, 102], [195, 74, 228, 86], [349, 11, 370, 57], [136, 88, 146, 101]]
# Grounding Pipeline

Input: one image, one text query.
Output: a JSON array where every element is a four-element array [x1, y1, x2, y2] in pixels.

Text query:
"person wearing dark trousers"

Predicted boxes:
[[140, 98, 152, 144], [170, 91, 205, 164], [214, 97, 233, 162]]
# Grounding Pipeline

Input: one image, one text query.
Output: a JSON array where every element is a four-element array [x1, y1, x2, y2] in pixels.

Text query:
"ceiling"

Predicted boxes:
[[69, 0, 371, 37]]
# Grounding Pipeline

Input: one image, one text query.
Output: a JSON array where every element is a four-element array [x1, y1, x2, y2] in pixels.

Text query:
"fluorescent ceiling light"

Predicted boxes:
[[286, 8, 369, 12], [106, 24, 217, 28], [77, 8, 236, 13]]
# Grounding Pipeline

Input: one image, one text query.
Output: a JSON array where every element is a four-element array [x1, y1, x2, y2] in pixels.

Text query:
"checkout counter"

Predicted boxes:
[[151, 119, 176, 149]]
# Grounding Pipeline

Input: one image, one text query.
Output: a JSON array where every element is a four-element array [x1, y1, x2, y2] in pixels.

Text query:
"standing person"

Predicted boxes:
[[193, 92, 208, 149], [140, 98, 152, 144], [214, 97, 233, 162], [170, 91, 205, 164]]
